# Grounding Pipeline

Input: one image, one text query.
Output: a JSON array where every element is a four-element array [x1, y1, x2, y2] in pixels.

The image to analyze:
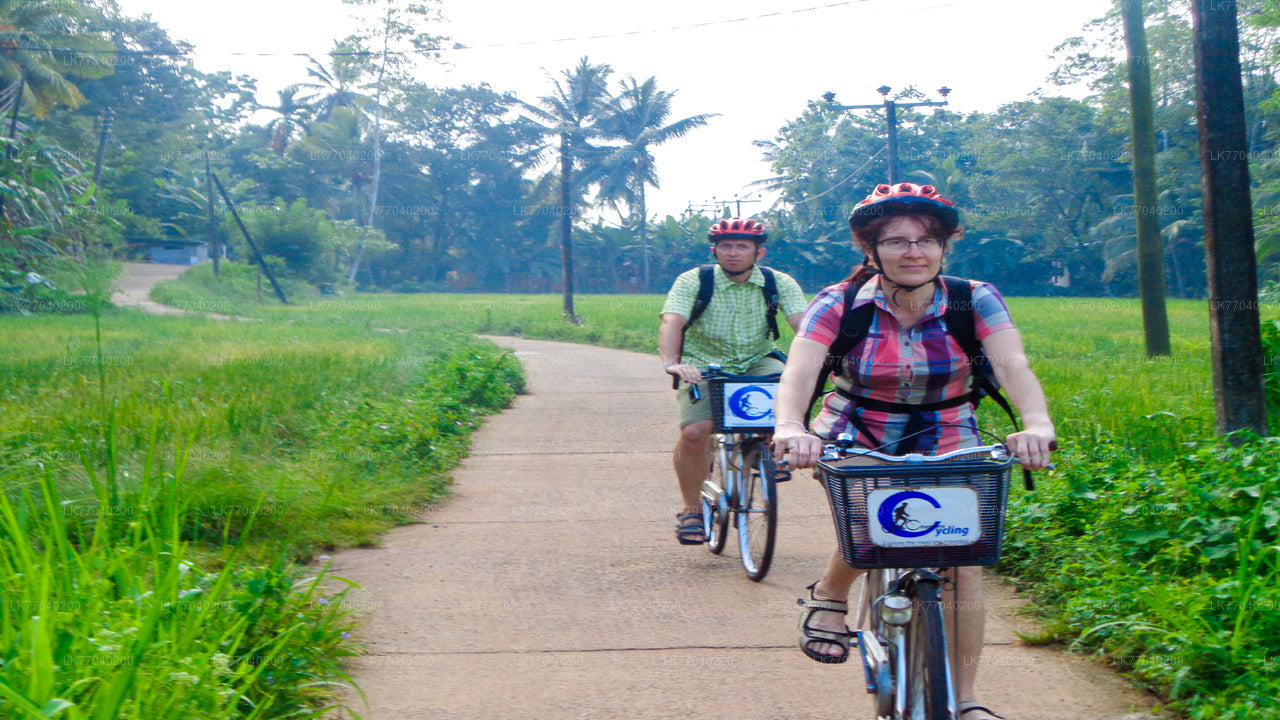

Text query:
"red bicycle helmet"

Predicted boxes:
[[708, 217, 768, 243], [848, 183, 959, 231]]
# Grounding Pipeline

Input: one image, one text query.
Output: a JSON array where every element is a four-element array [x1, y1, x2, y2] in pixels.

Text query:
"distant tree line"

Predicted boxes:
[[3, 0, 1280, 302]]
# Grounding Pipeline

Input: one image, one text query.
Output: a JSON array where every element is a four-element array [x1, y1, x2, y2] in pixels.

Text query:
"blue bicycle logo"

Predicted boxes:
[[876, 490, 942, 538], [728, 385, 774, 421]]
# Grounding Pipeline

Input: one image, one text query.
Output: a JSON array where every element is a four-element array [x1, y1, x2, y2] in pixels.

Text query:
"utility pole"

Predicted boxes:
[[822, 86, 951, 183], [685, 194, 763, 218], [1190, 0, 1268, 437]]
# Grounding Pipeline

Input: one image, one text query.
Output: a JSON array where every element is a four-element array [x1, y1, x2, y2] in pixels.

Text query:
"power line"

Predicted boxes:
[[473, 1, 869, 50], [6, 1, 874, 59]]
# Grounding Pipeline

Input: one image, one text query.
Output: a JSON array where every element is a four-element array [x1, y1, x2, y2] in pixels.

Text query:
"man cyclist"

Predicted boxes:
[[657, 218, 807, 544]]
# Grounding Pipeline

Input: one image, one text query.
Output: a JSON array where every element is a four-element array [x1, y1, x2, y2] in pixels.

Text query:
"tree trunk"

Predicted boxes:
[[638, 185, 650, 292], [559, 134, 578, 322], [1191, 0, 1269, 437], [91, 108, 112, 197], [347, 1, 392, 285], [7, 76, 23, 145], [205, 153, 220, 276], [1121, 0, 1172, 356]]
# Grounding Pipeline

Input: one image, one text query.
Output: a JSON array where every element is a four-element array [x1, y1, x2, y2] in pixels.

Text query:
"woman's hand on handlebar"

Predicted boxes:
[[772, 423, 823, 469], [665, 363, 703, 384], [1005, 425, 1057, 471]]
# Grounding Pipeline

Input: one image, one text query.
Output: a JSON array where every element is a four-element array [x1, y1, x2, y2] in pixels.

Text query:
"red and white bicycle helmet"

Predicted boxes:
[[848, 183, 959, 231], [708, 217, 768, 243]]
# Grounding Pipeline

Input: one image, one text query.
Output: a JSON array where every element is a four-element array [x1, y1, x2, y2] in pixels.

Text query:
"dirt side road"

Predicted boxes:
[[328, 336, 1163, 720], [110, 261, 197, 315]]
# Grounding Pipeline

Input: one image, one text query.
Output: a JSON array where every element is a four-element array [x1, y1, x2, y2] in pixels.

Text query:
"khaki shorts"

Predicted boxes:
[[677, 355, 786, 428]]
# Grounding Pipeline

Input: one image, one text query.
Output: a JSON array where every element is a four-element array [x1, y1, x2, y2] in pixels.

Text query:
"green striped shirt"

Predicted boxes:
[[662, 265, 806, 374]]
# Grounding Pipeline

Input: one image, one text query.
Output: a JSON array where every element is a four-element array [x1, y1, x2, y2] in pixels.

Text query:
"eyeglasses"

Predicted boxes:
[[876, 237, 943, 253]]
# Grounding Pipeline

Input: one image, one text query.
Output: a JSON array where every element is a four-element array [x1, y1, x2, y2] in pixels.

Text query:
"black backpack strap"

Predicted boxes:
[[671, 265, 717, 389], [760, 266, 781, 340], [683, 264, 717, 330], [806, 281, 874, 423], [940, 276, 1019, 431], [672, 265, 716, 388]]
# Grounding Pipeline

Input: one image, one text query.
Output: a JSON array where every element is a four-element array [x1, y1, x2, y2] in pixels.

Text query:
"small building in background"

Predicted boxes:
[[147, 239, 220, 265]]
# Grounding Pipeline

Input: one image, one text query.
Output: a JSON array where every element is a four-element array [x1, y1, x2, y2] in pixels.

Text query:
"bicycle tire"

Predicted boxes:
[[703, 441, 731, 555], [906, 578, 953, 719], [736, 437, 777, 581]]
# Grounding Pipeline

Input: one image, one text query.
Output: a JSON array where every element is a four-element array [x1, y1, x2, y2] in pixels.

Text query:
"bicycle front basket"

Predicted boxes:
[[817, 453, 1013, 569], [707, 376, 779, 434]]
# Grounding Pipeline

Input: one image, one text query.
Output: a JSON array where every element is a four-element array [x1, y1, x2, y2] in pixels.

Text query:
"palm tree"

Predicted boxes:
[[522, 56, 613, 322], [300, 43, 368, 122], [0, 0, 110, 223], [908, 157, 968, 203], [255, 85, 311, 155], [596, 76, 715, 290], [0, 0, 113, 120]]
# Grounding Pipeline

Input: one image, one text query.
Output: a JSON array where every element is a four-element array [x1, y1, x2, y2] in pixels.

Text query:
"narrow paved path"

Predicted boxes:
[[329, 336, 1162, 720]]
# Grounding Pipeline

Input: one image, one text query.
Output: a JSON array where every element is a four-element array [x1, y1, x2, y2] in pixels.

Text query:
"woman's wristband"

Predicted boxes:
[[777, 419, 809, 432]]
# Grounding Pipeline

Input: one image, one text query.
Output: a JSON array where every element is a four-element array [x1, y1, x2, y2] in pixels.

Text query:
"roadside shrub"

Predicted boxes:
[[1003, 432, 1280, 718], [1262, 318, 1280, 429]]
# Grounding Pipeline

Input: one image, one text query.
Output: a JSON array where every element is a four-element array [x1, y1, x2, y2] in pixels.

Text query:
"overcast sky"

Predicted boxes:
[[112, 0, 1115, 219]]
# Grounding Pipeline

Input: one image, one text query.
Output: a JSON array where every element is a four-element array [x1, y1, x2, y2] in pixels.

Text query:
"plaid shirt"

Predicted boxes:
[[797, 275, 1015, 452], [662, 264, 807, 375]]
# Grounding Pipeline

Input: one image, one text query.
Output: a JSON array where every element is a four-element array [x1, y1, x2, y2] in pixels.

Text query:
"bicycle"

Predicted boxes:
[[816, 434, 1017, 719], [691, 365, 789, 582]]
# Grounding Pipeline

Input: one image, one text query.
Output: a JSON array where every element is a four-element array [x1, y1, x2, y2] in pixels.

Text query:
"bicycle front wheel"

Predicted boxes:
[[905, 578, 953, 719], [735, 437, 777, 582], [857, 570, 896, 719]]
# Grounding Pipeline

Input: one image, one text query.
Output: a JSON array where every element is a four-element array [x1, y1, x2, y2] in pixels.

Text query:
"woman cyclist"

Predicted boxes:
[[770, 182, 1056, 720]]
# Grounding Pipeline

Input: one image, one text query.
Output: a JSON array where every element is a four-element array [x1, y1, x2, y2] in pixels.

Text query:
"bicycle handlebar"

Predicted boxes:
[[685, 364, 782, 403], [821, 443, 1012, 465], [818, 439, 1051, 488]]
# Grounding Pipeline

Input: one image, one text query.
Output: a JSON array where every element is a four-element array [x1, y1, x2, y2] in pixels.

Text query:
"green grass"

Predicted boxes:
[[0, 292, 523, 718], [1, 470, 360, 719]]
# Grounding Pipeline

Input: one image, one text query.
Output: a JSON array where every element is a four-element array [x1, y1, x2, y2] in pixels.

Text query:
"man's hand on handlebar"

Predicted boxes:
[[665, 363, 703, 384]]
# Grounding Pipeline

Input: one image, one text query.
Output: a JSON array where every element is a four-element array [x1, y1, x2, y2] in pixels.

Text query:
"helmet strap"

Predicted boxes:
[[870, 247, 939, 306]]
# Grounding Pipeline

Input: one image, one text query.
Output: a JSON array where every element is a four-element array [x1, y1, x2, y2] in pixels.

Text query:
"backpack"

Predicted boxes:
[[684, 264, 781, 340], [807, 275, 1019, 437]]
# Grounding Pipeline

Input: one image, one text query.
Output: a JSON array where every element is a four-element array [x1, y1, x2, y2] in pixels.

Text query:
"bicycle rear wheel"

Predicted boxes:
[[702, 440, 731, 555], [905, 577, 953, 719], [735, 437, 777, 581]]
